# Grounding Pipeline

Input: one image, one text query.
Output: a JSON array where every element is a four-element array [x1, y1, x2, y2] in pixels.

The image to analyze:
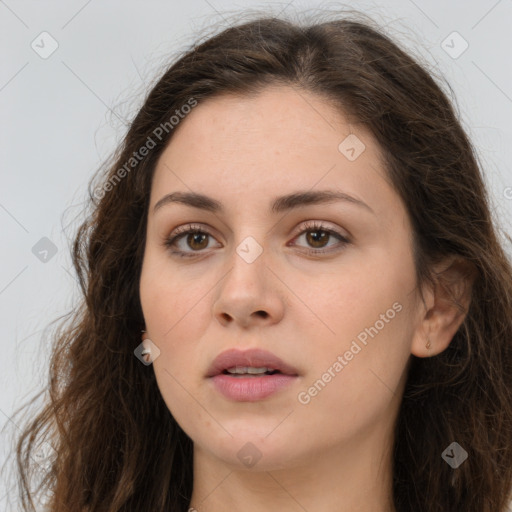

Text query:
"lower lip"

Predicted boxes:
[[209, 373, 298, 401]]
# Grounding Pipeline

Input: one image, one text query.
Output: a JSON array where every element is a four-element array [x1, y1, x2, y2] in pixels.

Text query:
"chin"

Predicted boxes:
[[201, 431, 307, 472]]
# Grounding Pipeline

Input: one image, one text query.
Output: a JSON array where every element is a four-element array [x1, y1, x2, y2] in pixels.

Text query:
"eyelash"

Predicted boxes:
[[163, 221, 350, 258], [164, 221, 350, 258]]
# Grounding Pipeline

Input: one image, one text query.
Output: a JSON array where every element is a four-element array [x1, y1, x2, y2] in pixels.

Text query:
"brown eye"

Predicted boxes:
[[185, 232, 209, 251], [164, 221, 350, 259], [164, 224, 220, 258], [305, 229, 330, 249], [291, 221, 350, 255]]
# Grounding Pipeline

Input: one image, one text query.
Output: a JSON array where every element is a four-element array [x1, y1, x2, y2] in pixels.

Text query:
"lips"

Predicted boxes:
[[206, 348, 299, 378]]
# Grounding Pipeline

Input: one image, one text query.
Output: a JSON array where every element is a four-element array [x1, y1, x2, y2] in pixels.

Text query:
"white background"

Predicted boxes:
[[1, 0, 511, 509]]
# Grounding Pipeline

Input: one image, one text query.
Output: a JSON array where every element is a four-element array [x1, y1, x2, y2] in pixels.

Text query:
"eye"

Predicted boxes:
[[163, 221, 350, 258], [163, 223, 220, 258], [288, 220, 350, 255]]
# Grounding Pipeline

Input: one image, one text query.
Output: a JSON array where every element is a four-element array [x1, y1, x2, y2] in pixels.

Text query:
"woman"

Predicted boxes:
[[12, 10, 512, 512]]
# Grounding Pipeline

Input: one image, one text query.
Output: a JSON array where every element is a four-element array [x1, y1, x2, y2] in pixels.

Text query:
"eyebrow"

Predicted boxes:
[[153, 190, 375, 215]]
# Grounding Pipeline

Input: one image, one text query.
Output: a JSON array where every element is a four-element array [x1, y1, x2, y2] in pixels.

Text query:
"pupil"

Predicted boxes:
[[307, 230, 328, 248], [188, 233, 208, 250], [186, 230, 329, 251]]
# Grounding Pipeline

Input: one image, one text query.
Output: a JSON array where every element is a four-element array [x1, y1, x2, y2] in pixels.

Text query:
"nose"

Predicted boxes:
[[211, 242, 285, 329]]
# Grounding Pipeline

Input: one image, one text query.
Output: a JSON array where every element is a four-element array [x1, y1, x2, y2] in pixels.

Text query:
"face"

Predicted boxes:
[[139, 85, 423, 472]]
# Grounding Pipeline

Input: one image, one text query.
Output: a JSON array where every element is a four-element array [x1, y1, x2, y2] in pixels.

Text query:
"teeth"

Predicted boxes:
[[226, 366, 275, 375]]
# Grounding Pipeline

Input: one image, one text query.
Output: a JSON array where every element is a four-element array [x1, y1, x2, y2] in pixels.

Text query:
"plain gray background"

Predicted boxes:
[[1, 0, 512, 509]]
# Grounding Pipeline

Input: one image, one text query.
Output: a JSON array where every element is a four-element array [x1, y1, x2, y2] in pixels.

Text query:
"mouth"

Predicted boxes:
[[206, 348, 299, 378], [206, 348, 300, 402], [220, 367, 282, 377]]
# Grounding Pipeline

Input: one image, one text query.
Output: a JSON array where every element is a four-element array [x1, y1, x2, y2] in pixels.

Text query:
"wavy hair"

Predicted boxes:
[[8, 9, 512, 512]]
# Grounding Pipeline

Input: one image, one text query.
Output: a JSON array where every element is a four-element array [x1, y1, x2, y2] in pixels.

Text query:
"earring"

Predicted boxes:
[[426, 337, 431, 350]]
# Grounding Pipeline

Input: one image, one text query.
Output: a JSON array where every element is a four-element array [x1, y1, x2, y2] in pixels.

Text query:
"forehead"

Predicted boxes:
[[160, 85, 365, 158], [150, 85, 397, 220]]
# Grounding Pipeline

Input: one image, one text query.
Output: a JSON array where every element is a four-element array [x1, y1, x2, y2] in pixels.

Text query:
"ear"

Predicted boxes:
[[411, 255, 476, 358]]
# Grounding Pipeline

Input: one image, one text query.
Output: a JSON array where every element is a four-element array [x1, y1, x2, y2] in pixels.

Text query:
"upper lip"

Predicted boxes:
[[206, 348, 299, 377]]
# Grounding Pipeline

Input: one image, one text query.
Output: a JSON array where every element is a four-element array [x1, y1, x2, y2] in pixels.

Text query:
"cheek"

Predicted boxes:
[[297, 248, 414, 405], [140, 249, 211, 334], [140, 259, 210, 420], [296, 301, 411, 441], [297, 260, 403, 342], [139, 251, 220, 384]]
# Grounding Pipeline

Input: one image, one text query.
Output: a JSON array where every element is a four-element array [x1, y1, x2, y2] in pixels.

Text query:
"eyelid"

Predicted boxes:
[[167, 223, 221, 252], [168, 220, 349, 241], [171, 222, 216, 238], [290, 220, 350, 241], [164, 220, 351, 257], [286, 221, 351, 255]]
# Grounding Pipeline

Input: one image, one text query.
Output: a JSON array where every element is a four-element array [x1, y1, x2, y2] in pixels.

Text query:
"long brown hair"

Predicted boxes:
[[7, 9, 512, 512]]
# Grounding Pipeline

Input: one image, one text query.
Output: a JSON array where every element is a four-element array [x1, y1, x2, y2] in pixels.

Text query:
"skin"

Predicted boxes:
[[139, 85, 470, 512]]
